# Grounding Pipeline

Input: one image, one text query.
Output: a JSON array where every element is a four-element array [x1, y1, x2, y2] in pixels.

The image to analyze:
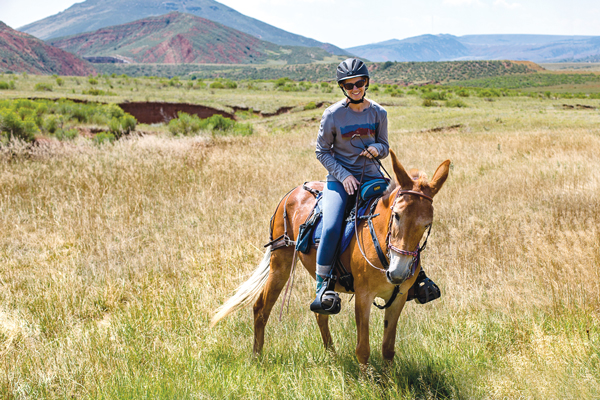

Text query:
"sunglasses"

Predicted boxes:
[[341, 79, 367, 91]]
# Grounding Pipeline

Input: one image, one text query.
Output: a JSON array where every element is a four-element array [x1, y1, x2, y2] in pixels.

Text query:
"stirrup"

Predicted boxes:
[[310, 277, 341, 315], [408, 270, 441, 304]]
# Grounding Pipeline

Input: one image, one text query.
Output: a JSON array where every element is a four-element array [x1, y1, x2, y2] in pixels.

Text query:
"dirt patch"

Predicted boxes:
[[117, 102, 234, 124], [562, 103, 597, 110], [420, 124, 464, 133], [511, 60, 545, 72], [228, 105, 299, 117]]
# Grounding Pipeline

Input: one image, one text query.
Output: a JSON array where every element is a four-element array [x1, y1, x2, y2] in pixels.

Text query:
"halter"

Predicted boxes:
[[385, 189, 433, 261], [358, 188, 434, 274]]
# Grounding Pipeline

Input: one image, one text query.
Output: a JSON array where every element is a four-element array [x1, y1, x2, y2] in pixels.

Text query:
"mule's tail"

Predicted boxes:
[[210, 246, 272, 327]]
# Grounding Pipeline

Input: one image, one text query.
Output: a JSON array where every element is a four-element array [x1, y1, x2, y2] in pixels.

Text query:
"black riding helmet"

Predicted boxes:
[[336, 58, 370, 104]]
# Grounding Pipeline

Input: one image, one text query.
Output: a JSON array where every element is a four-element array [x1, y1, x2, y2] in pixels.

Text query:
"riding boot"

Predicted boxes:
[[406, 268, 441, 304], [310, 265, 341, 315]]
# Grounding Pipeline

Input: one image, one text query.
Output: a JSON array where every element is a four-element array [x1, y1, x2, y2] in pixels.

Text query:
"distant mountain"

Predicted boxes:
[[48, 13, 343, 65], [349, 34, 600, 63], [19, 0, 350, 56], [347, 34, 469, 62], [0, 21, 94, 75]]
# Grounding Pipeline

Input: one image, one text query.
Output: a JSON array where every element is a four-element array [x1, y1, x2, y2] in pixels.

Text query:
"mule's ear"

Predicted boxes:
[[430, 160, 451, 196], [390, 149, 414, 190]]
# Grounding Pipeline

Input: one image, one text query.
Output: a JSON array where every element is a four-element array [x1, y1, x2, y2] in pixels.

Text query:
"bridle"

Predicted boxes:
[[357, 188, 434, 275], [385, 189, 433, 272]]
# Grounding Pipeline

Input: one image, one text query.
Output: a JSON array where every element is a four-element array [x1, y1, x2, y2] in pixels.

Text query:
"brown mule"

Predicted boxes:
[[211, 150, 450, 365]]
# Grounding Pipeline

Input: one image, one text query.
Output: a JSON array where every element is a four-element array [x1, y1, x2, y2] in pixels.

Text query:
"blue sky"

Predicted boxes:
[[2, 0, 599, 48]]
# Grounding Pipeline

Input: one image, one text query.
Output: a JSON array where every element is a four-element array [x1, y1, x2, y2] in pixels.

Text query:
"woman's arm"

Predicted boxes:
[[370, 110, 389, 159], [315, 110, 353, 183]]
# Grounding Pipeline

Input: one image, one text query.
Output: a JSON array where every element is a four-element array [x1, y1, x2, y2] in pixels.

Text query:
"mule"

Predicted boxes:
[[211, 150, 450, 365]]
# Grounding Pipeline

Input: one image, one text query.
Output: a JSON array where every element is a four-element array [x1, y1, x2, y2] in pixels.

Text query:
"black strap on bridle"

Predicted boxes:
[[359, 199, 389, 269]]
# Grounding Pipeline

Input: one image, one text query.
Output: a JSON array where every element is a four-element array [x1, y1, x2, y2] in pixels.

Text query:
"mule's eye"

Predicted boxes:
[[394, 213, 400, 221]]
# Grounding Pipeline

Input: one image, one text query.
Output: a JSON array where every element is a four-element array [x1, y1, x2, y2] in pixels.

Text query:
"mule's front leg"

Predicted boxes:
[[355, 292, 376, 365], [314, 313, 334, 351], [382, 293, 408, 363]]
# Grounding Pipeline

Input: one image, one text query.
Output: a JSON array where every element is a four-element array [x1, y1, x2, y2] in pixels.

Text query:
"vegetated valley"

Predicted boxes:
[[0, 68, 599, 398]]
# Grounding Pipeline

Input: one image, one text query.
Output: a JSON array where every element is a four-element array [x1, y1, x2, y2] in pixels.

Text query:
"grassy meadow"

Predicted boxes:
[[0, 72, 600, 399]]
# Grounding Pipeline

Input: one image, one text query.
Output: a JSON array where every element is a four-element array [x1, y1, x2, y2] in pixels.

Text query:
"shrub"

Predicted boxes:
[[34, 83, 53, 92], [422, 91, 447, 101], [93, 131, 115, 144], [0, 109, 38, 142], [44, 115, 62, 133], [88, 77, 98, 85], [477, 89, 501, 98], [209, 81, 224, 89], [275, 77, 292, 87], [168, 112, 252, 136], [55, 128, 78, 141], [422, 99, 438, 107], [445, 99, 468, 108], [82, 89, 115, 96], [0, 81, 9, 90], [108, 114, 137, 138], [56, 78, 64, 86], [168, 112, 202, 135], [456, 89, 470, 97], [304, 101, 317, 110]]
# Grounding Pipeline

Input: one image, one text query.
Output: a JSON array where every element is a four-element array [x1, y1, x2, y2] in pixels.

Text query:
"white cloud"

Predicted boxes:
[[493, 0, 522, 9]]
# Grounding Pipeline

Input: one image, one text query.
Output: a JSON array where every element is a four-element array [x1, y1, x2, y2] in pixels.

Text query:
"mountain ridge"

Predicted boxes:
[[348, 34, 600, 63], [19, 0, 350, 56], [48, 12, 344, 65]]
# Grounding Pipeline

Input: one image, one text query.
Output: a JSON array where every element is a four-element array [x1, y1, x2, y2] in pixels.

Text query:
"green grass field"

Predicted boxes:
[[0, 72, 599, 399]]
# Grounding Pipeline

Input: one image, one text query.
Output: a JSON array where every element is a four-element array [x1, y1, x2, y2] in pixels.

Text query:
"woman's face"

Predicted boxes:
[[341, 76, 368, 101]]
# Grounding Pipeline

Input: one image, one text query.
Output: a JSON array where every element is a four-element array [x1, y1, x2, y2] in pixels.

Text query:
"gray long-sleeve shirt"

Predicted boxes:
[[316, 99, 389, 183]]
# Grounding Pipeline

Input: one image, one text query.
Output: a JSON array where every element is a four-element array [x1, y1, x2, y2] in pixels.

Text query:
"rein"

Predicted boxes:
[[357, 187, 434, 309]]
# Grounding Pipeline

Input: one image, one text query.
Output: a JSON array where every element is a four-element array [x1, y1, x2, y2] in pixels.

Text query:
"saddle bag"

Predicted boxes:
[[360, 178, 389, 201], [296, 196, 322, 254]]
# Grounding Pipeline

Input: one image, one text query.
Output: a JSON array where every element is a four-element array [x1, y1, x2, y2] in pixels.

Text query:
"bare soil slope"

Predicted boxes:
[[0, 21, 95, 75], [49, 13, 341, 65]]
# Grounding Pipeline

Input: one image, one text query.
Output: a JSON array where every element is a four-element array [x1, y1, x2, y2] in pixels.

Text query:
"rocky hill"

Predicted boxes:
[[48, 13, 342, 65], [19, 0, 349, 56], [0, 21, 95, 75]]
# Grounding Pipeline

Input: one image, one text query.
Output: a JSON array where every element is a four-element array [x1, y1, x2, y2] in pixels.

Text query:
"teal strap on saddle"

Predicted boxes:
[[360, 178, 389, 201]]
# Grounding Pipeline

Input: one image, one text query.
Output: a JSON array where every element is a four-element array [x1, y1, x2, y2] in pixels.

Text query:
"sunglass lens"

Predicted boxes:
[[342, 79, 366, 90]]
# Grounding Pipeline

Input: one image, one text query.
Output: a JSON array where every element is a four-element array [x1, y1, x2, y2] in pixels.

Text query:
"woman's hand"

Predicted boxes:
[[342, 175, 360, 195], [360, 146, 379, 159]]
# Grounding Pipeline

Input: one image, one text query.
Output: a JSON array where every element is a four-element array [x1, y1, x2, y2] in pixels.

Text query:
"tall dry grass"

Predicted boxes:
[[0, 96, 599, 399]]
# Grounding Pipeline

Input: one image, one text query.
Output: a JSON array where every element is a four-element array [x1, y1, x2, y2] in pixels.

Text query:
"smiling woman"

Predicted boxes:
[[310, 58, 441, 315]]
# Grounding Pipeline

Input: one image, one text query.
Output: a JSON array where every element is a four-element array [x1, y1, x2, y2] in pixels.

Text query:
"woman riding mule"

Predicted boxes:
[[211, 59, 450, 365], [211, 152, 450, 365], [312, 58, 439, 314]]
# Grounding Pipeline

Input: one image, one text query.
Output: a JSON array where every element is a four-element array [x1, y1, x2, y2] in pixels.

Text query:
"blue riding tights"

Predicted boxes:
[[316, 180, 351, 276]]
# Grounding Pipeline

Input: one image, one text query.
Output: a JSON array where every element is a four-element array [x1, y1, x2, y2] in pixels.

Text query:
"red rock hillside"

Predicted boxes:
[[0, 21, 95, 75], [49, 12, 337, 64]]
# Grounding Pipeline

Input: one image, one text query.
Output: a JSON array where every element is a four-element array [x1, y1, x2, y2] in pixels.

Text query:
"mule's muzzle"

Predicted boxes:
[[386, 270, 410, 285], [386, 252, 414, 285]]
